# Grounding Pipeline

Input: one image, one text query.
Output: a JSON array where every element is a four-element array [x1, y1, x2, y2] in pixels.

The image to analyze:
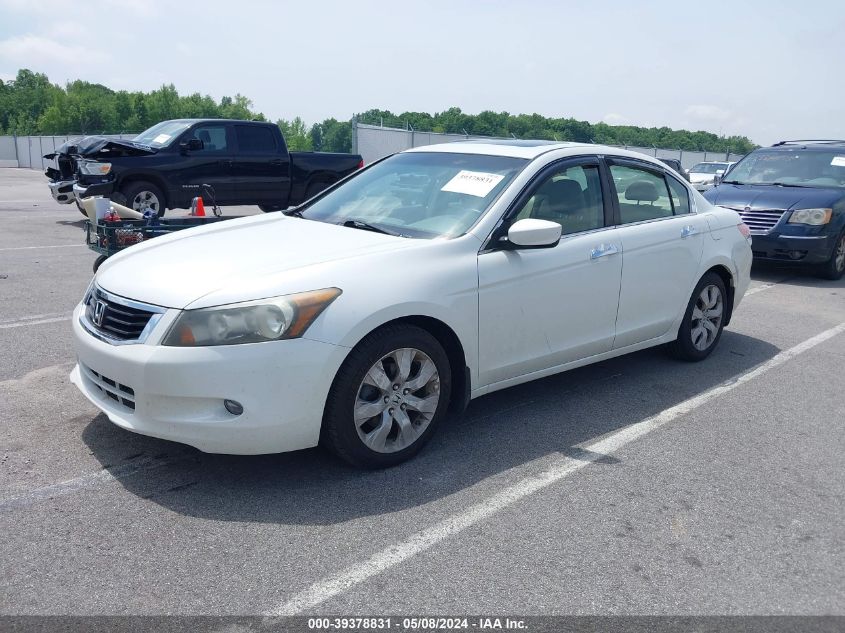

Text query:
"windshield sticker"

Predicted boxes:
[[441, 170, 505, 197], [153, 133, 171, 144], [831, 156, 845, 167]]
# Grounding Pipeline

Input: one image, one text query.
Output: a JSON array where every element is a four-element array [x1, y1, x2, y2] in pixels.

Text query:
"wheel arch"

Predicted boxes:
[[116, 173, 170, 209], [703, 263, 735, 326], [332, 314, 471, 415]]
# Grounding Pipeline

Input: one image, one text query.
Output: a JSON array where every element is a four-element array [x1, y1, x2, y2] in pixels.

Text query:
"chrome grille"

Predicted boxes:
[[80, 363, 135, 411], [83, 287, 156, 341], [728, 207, 787, 234]]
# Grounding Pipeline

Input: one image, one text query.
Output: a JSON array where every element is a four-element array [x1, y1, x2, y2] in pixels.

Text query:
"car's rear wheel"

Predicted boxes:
[[817, 231, 845, 280], [321, 324, 451, 468], [667, 272, 727, 361]]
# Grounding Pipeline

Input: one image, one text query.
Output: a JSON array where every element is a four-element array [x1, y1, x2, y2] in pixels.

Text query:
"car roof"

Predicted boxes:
[[406, 140, 668, 163]]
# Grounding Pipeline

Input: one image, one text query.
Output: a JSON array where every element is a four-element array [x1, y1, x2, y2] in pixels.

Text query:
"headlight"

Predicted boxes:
[[78, 160, 112, 176], [162, 288, 341, 347], [788, 208, 832, 225]]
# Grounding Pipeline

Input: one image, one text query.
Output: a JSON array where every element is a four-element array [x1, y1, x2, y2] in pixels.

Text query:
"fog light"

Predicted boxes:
[[224, 399, 244, 416]]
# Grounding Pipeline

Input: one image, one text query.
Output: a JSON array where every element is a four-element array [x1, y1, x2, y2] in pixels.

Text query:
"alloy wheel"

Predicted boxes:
[[354, 348, 441, 453], [835, 236, 845, 273], [131, 191, 160, 214], [690, 284, 723, 351]]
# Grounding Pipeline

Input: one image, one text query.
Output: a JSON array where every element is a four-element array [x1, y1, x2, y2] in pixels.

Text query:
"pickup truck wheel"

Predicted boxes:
[[817, 232, 845, 280], [119, 181, 165, 217], [321, 324, 451, 468], [667, 272, 727, 362], [258, 204, 283, 213], [306, 181, 327, 199], [76, 197, 88, 218]]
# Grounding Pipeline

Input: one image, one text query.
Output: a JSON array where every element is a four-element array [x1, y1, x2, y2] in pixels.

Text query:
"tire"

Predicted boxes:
[[259, 204, 283, 213], [75, 197, 88, 218], [118, 181, 165, 217], [817, 231, 845, 280], [93, 255, 107, 273], [667, 272, 728, 362], [305, 181, 327, 199], [321, 324, 452, 468]]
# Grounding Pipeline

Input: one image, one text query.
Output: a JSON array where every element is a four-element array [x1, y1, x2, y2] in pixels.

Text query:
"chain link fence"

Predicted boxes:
[[353, 123, 746, 170]]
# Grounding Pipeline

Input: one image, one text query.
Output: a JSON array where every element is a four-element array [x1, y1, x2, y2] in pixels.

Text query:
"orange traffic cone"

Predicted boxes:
[[190, 196, 206, 217]]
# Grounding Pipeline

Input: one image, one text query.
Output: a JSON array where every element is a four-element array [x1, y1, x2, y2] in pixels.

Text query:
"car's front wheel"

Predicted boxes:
[[817, 231, 845, 280], [321, 324, 451, 468], [116, 181, 166, 217], [667, 272, 727, 361]]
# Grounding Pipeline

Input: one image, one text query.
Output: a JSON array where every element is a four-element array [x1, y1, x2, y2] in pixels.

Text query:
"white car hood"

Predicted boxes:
[[95, 214, 413, 309]]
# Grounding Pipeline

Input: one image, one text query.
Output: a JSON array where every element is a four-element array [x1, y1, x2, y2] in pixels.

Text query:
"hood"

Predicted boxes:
[[703, 183, 845, 210], [43, 136, 156, 160], [96, 215, 415, 309]]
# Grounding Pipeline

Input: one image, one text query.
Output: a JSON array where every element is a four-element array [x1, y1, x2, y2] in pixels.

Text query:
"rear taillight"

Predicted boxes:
[[357, 159, 364, 170]]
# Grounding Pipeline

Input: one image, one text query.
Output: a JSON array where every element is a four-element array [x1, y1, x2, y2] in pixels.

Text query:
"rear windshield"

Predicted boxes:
[[723, 149, 845, 188], [133, 121, 193, 148], [299, 152, 527, 239]]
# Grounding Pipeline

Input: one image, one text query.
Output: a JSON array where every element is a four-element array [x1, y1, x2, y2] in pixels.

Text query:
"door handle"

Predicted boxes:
[[681, 225, 698, 238], [590, 243, 619, 259]]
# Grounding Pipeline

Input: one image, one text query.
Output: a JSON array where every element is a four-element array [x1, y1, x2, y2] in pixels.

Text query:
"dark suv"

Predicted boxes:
[[703, 140, 845, 279]]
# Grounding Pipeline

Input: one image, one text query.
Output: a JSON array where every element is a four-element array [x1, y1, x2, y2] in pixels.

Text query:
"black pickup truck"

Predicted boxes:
[[44, 119, 362, 216]]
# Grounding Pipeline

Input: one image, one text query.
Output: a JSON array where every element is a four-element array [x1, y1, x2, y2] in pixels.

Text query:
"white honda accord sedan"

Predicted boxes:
[[70, 141, 752, 467]]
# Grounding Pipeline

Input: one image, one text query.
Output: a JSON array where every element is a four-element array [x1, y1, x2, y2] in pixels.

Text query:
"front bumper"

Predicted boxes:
[[69, 303, 350, 454], [749, 232, 834, 264], [73, 181, 115, 201], [48, 179, 77, 204]]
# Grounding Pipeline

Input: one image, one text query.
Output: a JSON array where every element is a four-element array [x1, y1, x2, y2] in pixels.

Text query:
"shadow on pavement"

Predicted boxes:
[[751, 261, 845, 290], [81, 330, 778, 526]]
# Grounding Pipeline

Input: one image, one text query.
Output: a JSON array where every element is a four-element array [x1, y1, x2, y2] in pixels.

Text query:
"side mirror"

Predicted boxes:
[[505, 218, 562, 249], [180, 138, 204, 152]]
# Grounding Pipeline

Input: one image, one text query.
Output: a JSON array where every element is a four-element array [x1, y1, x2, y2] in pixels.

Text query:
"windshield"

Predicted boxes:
[[133, 121, 193, 148], [690, 162, 729, 174], [723, 149, 845, 187], [299, 152, 528, 239]]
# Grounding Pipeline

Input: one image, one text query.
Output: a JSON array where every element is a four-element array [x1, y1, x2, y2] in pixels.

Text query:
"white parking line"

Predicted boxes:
[[270, 321, 845, 615], [0, 315, 71, 329], [0, 244, 84, 252], [745, 282, 778, 296], [0, 455, 173, 512]]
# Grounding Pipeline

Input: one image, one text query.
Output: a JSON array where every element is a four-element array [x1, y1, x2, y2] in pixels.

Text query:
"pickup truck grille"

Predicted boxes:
[[83, 287, 157, 341], [727, 207, 787, 234]]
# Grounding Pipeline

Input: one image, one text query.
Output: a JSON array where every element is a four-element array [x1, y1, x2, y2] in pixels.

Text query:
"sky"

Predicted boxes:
[[1, 0, 843, 145]]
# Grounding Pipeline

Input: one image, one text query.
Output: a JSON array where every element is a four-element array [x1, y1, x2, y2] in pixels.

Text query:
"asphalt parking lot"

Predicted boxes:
[[1, 168, 843, 616]]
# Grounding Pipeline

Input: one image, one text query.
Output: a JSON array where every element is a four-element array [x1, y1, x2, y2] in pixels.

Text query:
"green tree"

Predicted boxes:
[[277, 117, 312, 151]]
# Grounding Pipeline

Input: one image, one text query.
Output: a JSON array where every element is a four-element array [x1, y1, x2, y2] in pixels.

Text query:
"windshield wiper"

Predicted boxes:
[[720, 180, 743, 184], [340, 219, 401, 236], [770, 182, 815, 188], [283, 208, 303, 217]]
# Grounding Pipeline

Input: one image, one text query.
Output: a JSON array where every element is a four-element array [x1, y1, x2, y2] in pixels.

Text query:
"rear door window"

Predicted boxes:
[[666, 175, 691, 215], [236, 125, 278, 153], [609, 164, 673, 223]]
